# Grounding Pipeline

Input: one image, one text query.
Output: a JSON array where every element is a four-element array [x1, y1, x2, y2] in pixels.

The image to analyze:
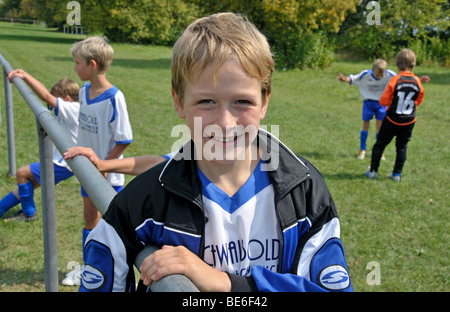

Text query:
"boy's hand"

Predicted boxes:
[[64, 146, 102, 169], [337, 72, 349, 83], [7, 69, 27, 83], [140, 245, 232, 292], [420, 75, 430, 83]]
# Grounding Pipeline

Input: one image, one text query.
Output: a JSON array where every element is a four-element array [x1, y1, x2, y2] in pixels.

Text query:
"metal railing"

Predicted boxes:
[[0, 53, 198, 292]]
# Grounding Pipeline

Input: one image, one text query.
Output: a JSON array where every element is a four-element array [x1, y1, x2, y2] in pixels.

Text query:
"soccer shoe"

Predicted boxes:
[[3, 210, 38, 222], [389, 174, 401, 182], [357, 150, 366, 160], [364, 168, 377, 179], [61, 265, 82, 286]]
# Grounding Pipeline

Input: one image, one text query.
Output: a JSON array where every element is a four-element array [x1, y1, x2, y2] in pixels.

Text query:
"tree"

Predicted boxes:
[[336, 0, 449, 65], [104, 0, 197, 45], [193, 0, 359, 69]]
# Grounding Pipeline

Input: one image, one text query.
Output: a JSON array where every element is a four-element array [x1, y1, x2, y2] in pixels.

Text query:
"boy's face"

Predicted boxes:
[[73, 56, 92, 81], [173, 60, 269, 166], [373, 69, 385, 79]]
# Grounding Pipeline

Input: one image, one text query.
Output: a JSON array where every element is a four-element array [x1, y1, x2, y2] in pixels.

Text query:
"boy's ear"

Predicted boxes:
[[172, 89, 186, 119], [88, 59, 97, 70]]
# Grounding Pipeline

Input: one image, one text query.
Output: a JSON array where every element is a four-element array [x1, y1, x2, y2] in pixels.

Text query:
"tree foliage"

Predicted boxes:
[[337, 0, 449, 66], [1, 0, 448, 68]]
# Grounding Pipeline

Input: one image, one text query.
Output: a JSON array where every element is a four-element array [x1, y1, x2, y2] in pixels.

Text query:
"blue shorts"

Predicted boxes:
[[30, 162, 74, 185], [362, 100, 387, 121], [81, 184, 123, 197]]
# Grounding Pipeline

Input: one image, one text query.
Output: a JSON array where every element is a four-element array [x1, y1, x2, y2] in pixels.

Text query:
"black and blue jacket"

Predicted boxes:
[[80, 130, 353, 292]]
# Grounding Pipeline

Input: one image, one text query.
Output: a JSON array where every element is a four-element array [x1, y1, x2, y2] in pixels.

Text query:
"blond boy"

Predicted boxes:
[[80, 13, 352, 292], [65, 36, 133, 285], [338, 59, 396, 159]]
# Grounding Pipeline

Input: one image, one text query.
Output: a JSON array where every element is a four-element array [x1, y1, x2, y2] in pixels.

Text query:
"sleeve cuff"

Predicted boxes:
[[225, 272, 258, 292]]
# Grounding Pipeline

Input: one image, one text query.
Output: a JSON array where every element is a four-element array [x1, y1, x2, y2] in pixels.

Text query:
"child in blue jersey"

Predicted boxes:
[[337, 59, 396, 159], [64, 36, 133, 286], [80, 13, 352, 292], [0, 70, 79, 222]]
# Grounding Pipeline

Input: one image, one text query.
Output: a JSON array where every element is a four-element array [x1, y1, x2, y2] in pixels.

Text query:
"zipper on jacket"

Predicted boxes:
[[274, 173, 310, 273], [160, 182, 207, 259]]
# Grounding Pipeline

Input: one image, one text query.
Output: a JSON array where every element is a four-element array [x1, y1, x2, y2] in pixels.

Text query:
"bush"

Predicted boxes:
[[272, 31, 335, 70]]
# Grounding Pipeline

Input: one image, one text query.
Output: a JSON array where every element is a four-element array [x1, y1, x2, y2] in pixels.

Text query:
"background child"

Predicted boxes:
[[0, 70, 79, 221], [337, 59, 396, 159], [79, 13, 352, 292], [365, 49, 425, 182], [65, 36, 133, 286]]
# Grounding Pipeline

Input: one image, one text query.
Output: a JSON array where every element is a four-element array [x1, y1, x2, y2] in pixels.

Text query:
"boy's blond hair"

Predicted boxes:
[[71, 36, 114, 74], [50, 78, 80, 102], [396, 48, 416, 71], [171, 12, 274, 104], [372, 59, 387, 76]]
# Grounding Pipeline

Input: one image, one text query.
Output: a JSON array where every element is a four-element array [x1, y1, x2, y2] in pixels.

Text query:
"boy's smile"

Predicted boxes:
[[173, 60, 269, 167]]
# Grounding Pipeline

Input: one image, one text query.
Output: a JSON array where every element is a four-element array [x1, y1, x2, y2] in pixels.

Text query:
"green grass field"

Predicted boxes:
[[0, 22, 448, 292]]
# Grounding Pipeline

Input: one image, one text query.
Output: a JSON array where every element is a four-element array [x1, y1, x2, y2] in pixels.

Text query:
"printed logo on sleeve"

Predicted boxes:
[[318, 265, 350, 291], [81, 264, 106, 290]]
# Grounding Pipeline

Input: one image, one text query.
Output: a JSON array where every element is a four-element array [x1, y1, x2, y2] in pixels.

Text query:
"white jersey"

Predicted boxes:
[[199, 160, 280, 276], [48, 98, 80, 170], [77, 83, 133, 186], [349, 69, 396, 101]]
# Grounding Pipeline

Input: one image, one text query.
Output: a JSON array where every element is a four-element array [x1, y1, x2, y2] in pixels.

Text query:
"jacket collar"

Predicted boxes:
[[159, 129, 310, 203]]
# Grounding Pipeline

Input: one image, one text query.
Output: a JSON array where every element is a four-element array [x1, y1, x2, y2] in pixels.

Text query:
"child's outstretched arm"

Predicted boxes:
[[64, 146, 165, 175], [336, 72, 350, 83], [8, 69, 57, 108]]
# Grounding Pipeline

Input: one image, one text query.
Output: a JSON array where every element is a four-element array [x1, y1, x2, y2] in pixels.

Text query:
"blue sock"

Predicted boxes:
[[0, 192, 20, 217], [82, 228, 91, 262], [360, 130, 369, 151], [18, 181, 36, 217], [392, 172, 401, 177], [376, 133, 379, 140]]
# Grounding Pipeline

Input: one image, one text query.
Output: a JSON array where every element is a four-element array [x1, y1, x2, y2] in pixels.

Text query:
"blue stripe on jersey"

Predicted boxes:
[[358, 70, 370, 80], [281, 217, 311, 273], [197, 160, 271, 214], [135, 218, 202, 255], [84, 83, 119, 105], [83, 83, 120, 123], [110, 94, 117, 122]]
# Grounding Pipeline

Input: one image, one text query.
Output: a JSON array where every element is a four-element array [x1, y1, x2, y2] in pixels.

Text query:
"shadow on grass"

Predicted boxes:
[[0, 33, 80, 45], [46, 56, 171, 70], [0, 268, 78, 291]]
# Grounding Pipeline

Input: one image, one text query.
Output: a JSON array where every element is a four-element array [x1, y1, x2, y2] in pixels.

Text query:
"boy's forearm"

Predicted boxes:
[[98, 156, 165, 175], [20, 72, 57, 108]]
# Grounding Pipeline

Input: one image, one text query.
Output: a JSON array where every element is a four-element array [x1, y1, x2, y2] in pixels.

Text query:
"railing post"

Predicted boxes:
[[37, 119, 59, 292], [2, 67, 16, 176], [0, 52, 197, 292], [135, 245, 200, 292]]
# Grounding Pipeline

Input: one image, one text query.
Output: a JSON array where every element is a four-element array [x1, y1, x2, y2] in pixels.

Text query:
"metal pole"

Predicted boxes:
[[37, 118, 59, 292], [37, 112, 117, 215], [2, 67, 16, 176], [0, 53, 196, 292], [135, 245, 199, 292]]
